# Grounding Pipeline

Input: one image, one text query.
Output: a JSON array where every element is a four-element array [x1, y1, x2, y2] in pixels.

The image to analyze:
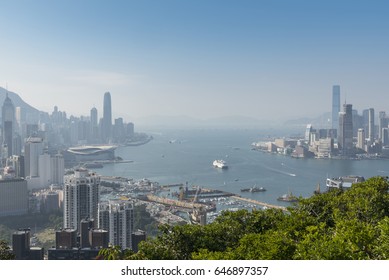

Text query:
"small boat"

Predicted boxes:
[[241, 186, 266, 192], [277, 190, 298, 202], [213, 159, 228, 169], [250, 186, 266, 192]]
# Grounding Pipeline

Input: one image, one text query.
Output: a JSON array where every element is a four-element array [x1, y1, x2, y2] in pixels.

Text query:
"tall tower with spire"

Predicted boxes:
[[2, 93, 15, 158]]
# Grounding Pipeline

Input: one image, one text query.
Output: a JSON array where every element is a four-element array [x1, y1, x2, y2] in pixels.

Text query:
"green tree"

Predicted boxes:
[[373, 217, 389, 259], [98, 245, 134, 260], [0, 240, 15, 260]]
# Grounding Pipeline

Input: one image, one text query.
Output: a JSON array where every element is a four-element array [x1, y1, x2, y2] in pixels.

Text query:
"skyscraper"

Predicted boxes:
[[102, 92, 112, 143], [51, 153, 65, 186], [338, 103, 353, 156], [15, 106, 24, 135], [98, 200, 134, 249], [305, 124, 313, 143], [332, 85, 340, 132], [38, 153, 51, 188], [368, 108, 375, 142], [63, 169, 100, 231], [24, 137, 44, 178], [382, 128, 389, 146], [357, 128, 365, 151], [378, 111, 387, 141], [90, 107, 98, 127], [90, 107, 99, 143], [2, 93, 15, 157]]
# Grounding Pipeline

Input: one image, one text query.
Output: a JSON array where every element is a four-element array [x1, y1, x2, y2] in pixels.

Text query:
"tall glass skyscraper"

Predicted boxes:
[[338, 103, 353, 156], [332, 85, 340, 131], [102, 92, 112, 143]]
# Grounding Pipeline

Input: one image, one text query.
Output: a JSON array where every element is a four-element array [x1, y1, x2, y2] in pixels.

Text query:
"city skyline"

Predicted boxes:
[[0, 1, 388, 123]]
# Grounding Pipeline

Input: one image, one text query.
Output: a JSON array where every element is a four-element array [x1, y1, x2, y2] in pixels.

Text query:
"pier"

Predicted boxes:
[[231, 196, 287, 211], [145, 194, 207, 210], [187, 187, 288, 211]]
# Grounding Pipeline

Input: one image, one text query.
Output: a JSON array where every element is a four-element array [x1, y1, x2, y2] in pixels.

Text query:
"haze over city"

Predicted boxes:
[[0, 0, 388, 123]]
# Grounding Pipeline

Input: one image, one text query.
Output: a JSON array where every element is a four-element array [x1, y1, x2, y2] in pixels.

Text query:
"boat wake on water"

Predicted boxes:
[[265, 166, 297, 177]]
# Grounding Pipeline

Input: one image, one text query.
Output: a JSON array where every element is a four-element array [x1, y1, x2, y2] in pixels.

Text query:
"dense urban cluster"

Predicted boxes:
[[252, 85, 389, 159], [0, 90, 150, 260]]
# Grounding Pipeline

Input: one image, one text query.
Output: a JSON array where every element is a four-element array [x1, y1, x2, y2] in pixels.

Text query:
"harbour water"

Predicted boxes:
[[95, 128, 389, 206]]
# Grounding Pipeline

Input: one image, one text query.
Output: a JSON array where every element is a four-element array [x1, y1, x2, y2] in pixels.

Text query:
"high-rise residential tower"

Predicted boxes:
[[102, 92, 112, 143], [2, 93, 15, 157], [332, 85, 341, 132], [51, 153, 65, 186], [98, 200, 134, 249], [338, 103, 353, 156], [63, 169, 100, 231], [24, 137, 44, 178], [357, 128, 365, 151]]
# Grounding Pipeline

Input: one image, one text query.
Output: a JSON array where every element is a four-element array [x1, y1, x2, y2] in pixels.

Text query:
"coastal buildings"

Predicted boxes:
[[63, 145, 116, 167], [252, 83, 389, 159], [326, 176, 365, 191]]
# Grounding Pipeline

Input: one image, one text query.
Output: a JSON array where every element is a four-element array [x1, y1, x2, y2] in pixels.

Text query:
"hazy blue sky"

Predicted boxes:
[[0, 0, 388, 123]]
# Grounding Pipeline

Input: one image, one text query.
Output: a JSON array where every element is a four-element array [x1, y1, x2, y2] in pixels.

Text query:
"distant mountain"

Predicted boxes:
[[0, 87, 41, 122], [135, 114, 281, 129], [283, 112, 332, 128], [204, 115, 280, 128], [135, 115, 203, 128]]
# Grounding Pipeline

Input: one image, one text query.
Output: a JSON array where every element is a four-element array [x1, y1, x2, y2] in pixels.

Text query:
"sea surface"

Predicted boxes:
[[95, 128, 389, 206]]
